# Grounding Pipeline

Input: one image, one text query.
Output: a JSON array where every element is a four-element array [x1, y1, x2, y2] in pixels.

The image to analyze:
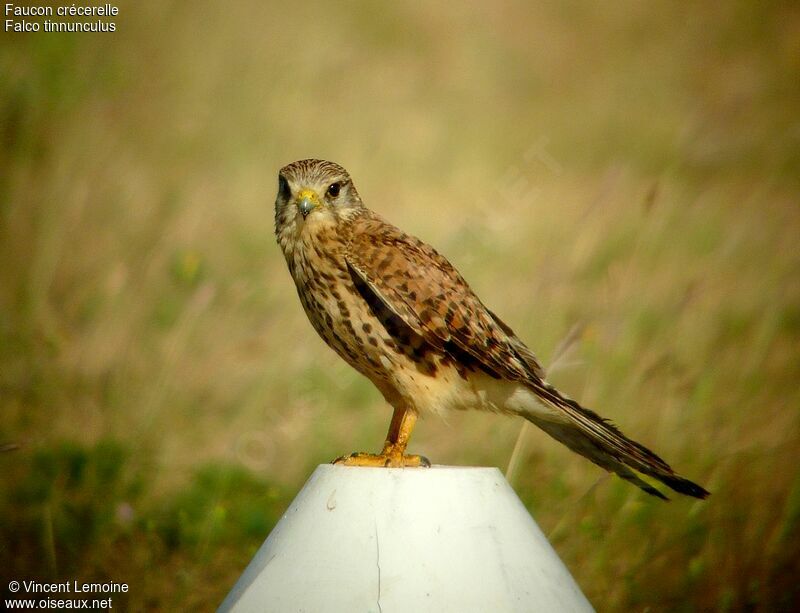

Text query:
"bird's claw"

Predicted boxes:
[[332, 451, 431, 468]]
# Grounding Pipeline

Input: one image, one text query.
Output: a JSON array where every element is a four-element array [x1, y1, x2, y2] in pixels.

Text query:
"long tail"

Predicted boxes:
[[522, 379, 709, 500]]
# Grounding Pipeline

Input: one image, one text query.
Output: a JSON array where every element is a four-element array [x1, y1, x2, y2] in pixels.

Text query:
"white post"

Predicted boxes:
[[219, 465, 594, 613]]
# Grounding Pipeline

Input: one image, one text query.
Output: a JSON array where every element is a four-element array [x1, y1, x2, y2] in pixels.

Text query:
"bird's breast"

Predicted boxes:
[[289, 233, 386, 375]]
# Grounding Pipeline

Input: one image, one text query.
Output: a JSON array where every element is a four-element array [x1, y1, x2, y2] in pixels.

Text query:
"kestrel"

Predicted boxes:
[[275, 159, 709, 500]]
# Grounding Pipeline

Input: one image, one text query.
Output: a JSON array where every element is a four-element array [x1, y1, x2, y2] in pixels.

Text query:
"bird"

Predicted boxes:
[[274, 158, 709, 500]]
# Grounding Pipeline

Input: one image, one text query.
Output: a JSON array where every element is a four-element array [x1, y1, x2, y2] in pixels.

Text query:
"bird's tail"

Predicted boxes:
[[522, 379, 709, 500]]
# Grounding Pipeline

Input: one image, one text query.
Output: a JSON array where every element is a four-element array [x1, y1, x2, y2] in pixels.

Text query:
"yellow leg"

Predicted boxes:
[[333, 407, 430, 467]]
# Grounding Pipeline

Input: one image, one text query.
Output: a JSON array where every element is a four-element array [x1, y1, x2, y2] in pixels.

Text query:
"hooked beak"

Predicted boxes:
[[297, 189, 320, 218]]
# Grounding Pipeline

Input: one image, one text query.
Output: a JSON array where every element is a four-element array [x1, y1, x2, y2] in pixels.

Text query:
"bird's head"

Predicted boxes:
[[274, 159, 364, 245]]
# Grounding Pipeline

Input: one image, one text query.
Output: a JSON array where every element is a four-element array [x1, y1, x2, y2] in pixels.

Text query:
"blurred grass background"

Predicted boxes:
[[1, 1, 799, 610]]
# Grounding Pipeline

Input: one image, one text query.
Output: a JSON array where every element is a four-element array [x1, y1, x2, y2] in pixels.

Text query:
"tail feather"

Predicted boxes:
[[523, 380, 710, 500]]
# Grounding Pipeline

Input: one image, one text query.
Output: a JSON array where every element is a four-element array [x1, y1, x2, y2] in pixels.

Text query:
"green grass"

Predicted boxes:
[[2, 1, 799, 610]]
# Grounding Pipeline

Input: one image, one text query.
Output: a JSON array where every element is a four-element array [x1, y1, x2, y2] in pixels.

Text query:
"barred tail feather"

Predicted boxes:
[[523, 380, 710, 500]]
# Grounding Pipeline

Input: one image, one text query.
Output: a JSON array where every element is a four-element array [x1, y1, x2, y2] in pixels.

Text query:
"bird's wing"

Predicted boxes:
[[345, 214, 541, 382], [486, 308, 547, 378]]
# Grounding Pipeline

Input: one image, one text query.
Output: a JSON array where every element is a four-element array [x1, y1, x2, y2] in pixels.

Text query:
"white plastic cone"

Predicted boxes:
[[219, 464, 593, 613]]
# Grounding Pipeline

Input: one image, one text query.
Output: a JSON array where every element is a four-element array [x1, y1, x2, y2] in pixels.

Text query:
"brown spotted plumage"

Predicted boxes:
[[275, 159, 709, 499]]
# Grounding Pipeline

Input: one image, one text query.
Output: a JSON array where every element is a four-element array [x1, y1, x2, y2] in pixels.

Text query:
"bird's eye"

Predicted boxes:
[[327, 182, 341, 198]]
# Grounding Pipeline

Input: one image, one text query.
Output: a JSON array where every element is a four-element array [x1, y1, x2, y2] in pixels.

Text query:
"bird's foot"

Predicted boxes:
[[332, 449, 431, 468]]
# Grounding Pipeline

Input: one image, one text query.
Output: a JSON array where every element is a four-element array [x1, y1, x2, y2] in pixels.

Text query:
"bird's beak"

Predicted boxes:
[[297, 189, 320, 218]]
